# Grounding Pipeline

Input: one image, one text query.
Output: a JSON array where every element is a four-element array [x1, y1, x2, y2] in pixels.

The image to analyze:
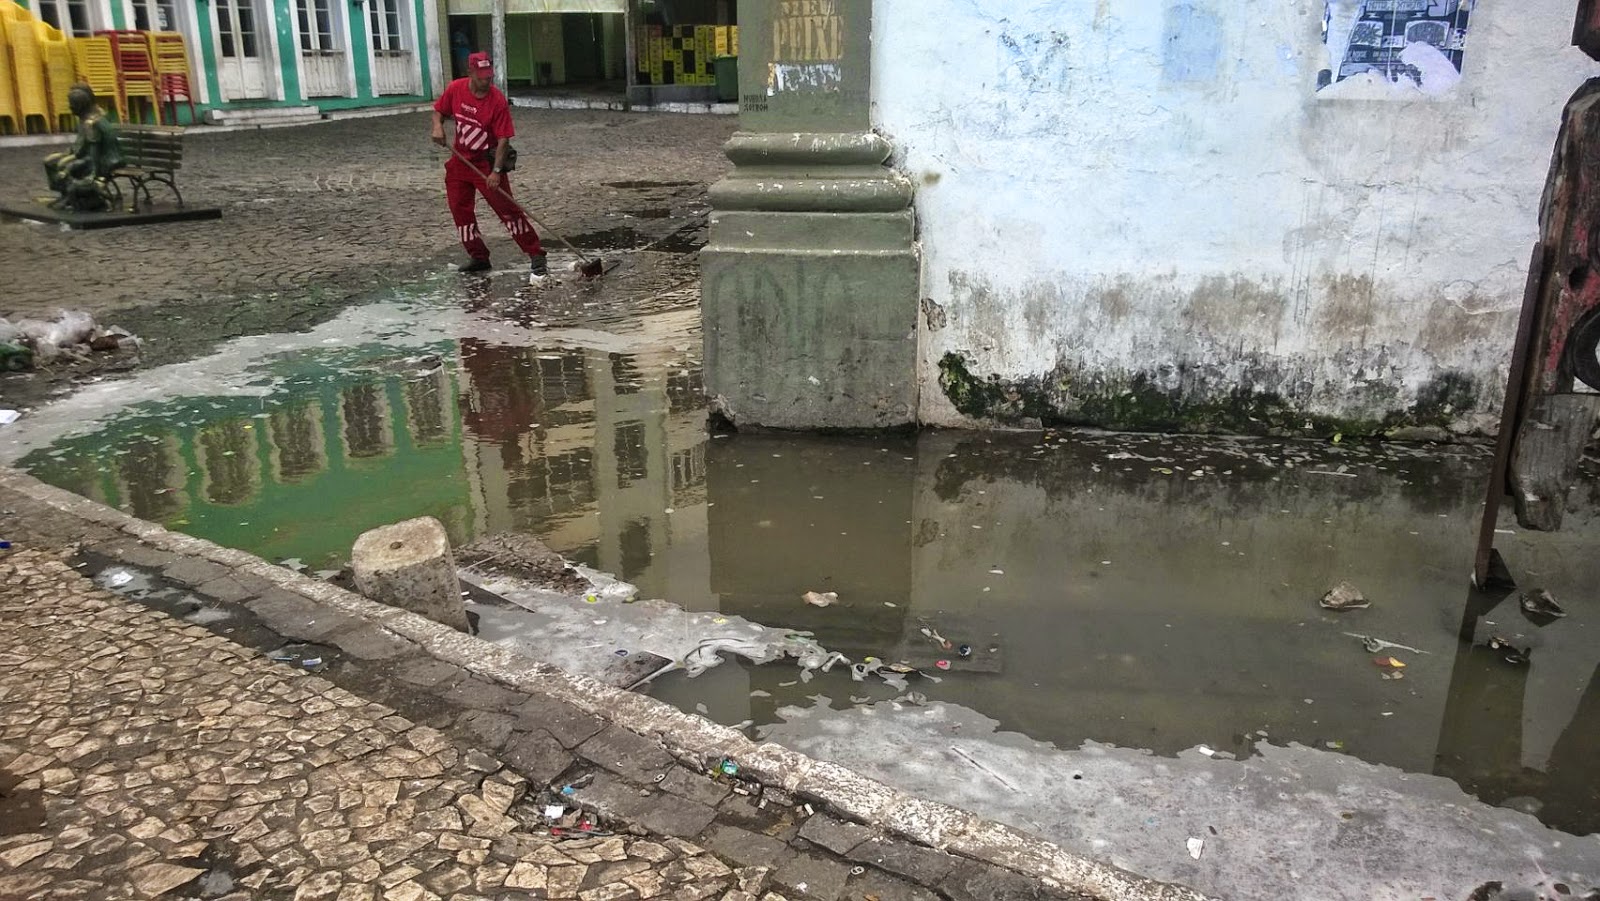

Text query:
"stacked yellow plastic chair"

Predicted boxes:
[[147, 31, 194, 124], [7, 17, 51, 132], [36, 21, 76, 132], [71, 35, 124, 122], [0, 13, 18, 134]]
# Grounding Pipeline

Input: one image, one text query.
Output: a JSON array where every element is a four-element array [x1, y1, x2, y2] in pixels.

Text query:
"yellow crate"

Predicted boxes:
[[714, 26, 729, 57], [649, 34, 663, 84], [699, 26, 711, 74], [730, 25, 739, 56]]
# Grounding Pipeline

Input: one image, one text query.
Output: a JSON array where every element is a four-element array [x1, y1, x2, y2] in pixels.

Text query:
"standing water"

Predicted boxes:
[[5, 273, 1598, 896]]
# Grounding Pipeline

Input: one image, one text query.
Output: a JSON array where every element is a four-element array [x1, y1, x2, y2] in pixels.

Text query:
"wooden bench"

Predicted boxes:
[[110, 125, 186, 213]]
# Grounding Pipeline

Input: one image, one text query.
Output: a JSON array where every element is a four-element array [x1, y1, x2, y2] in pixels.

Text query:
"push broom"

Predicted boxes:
[[448, 145, 607, 279]]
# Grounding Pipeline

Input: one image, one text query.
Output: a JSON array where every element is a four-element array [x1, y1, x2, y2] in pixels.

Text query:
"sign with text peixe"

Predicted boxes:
[[773, 0, 844, 62], [737, 0, 872, 133]]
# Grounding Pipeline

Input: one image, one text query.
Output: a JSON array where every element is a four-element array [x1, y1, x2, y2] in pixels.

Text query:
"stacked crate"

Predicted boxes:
[[635, 24, 737, 86]]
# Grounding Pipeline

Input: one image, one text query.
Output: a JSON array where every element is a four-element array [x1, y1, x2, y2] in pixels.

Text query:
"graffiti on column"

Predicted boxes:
[[768, 0, 844, 94], [1318, 0, 1473, 99]]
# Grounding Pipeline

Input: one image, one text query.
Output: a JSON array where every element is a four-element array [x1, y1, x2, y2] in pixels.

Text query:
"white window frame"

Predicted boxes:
[[204, 0, 287, 102], [123, 0, 211, 103], [363, 0, 421, 95], [291, 0, 359, 98], [36, 0, 100, 36], [368, 0, 407, 53]]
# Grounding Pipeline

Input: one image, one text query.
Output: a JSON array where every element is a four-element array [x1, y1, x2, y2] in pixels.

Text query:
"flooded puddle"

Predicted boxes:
[[6, 275, 1600, 860]]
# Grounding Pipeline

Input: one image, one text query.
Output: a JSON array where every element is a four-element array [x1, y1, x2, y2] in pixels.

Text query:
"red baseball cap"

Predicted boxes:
[[467, 52, 492, 74]]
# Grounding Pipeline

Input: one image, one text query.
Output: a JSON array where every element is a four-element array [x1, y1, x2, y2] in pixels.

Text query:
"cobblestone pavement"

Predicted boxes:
[[0, 550, 785, 901], [0, 110, 734, 323], [0, 468, 1162, 901]]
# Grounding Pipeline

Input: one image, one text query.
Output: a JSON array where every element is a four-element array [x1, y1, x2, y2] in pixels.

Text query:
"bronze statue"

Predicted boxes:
[[43, 85, 124, 212]]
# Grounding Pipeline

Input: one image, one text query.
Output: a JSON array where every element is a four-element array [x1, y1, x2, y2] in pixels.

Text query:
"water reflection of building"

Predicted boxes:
[[196, 419, 262, 507], [115, 433, 188, 522], [456, 339, 711, 607], [269, 403, 327, 484], [341, 383, 396, 460], [25, 356, 469, 568]]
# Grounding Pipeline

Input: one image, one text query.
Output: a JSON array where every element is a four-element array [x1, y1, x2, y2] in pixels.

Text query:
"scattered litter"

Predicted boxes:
[[559, 774, 594, 796], [543, 805, 566, 820], [0, 541, 10, 549], [0, 410, 19, 426], [934, 660, 951, 671], [948, 745, 1019, 792], [1320, 582, 1369, 611], [717, 758, 740, 777], [884, 602, 898, 608], [1373, 656, 1407, 669], [803, 591, 839, 608], [614, 649, 630, 657], [1197, 745, 1217, 757], [957, 644, 972, 658], [900, 692, 928, 706], [1325, 741, 1344, 750], [1187, 837, 1205, 860], [1520, 589, 1567, 619], [1488, 635, 1531, 665], [301, 658, 322, 667], [988, 569, 1004, 575], [105, 570, 134, 588], [1344, 633, 1428, 655]]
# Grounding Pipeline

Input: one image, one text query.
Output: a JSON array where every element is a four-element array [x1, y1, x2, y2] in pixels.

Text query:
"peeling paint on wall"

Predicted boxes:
[[1162, 2, 1224, 83], [870, 0, 1600, 436]]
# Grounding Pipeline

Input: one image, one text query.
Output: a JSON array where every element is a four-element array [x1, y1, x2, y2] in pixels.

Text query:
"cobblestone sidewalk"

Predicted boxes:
[[0, 110, 733, 323], [0, 550, 779, 901]]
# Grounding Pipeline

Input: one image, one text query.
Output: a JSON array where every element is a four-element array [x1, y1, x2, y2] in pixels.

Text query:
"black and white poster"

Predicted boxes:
[[1319, 0, 1475, 99]]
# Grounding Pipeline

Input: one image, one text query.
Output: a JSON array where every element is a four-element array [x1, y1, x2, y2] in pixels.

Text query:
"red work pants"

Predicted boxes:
[[445, 154, 544, 261]]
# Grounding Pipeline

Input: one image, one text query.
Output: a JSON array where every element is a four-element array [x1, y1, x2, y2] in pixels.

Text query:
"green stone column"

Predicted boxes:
[[701, 0, 918, 430]]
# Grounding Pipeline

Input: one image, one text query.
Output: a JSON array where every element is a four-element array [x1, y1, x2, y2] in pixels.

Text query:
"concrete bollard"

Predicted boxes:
[[351, 516, 469, 633]]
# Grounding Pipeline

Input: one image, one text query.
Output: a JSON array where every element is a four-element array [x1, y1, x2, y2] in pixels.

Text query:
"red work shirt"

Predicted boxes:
[[434, 78, 514, 161]]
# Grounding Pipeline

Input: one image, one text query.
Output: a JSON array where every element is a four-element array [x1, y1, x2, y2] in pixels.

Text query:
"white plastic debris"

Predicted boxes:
[[0, 410, 19, 426], [105, 570, 133, 588], [1187, 837, 1205, 860], [802, 591, 838, 608]]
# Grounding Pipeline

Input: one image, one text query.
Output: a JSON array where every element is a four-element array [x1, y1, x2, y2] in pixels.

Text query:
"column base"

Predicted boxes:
[[701, 133, 920, 430]]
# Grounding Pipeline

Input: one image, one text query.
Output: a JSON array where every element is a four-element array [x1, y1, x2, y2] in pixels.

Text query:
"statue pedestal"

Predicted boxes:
[[0, 200, 221, 230]]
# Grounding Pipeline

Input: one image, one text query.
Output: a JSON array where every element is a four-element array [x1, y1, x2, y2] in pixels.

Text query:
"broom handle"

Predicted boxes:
[[447, 144, 595, 265]]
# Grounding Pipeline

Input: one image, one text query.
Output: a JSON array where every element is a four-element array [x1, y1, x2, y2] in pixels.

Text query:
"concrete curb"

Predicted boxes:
[[0, 465, 1212, 901], [509, 96, 738, 116]]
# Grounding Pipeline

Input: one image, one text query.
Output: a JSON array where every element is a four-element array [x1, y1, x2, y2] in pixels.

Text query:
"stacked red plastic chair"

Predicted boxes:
[[96, 29, 161, 124], [147, 31, 194, 124]]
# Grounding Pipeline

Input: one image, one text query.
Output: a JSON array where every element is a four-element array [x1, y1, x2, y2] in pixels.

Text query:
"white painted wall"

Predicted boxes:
[[873, 0, 1600, 433]]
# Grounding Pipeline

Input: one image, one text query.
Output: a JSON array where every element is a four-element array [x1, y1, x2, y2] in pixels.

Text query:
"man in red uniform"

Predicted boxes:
[[431, 52, 548, 279]]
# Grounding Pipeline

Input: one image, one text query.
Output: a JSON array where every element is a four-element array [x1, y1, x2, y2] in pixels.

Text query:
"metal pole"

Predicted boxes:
[[623, 0, 637, 107], [491, 0, 508, 94]]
